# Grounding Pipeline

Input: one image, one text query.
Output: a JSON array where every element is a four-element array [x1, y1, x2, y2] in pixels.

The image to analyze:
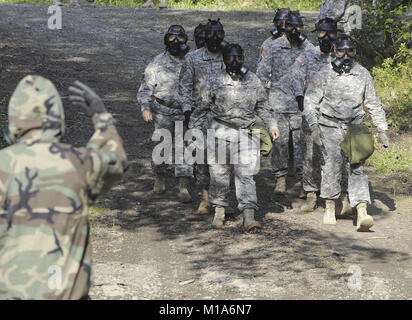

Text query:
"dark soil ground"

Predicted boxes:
[[0, 4, 411, 300]]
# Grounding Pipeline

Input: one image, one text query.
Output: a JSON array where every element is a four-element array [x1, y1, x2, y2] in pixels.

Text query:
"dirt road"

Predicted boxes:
[[0, 4, 411, 300]]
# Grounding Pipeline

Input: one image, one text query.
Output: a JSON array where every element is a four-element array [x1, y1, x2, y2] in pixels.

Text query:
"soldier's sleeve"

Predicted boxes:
[[304, 71, 324, 127], [85, 112, 127, 201], [255, 80, 278, 132], [137, 62, 156, 113], [178, 56, 196, 113], [364, 71, 388, 132], [256, 43, 272, 89]]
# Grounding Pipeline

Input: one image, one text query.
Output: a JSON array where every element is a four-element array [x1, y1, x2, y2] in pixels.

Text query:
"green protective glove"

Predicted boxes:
[[379, 131, 389, 148], [68, 80, 107, 116], [250, 124, 273, 157], [311, 124, 323, 147]]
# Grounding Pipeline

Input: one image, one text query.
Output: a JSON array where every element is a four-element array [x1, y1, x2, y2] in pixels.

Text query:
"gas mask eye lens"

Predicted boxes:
[[236, 56, 244, 64], [329, 32, 337, 39], [225, 56, 234, 64], [296, 25, 303, 32], [168, 34, 177, 42], [286, 24, 293, 31], [318, 31, 327, 38], [348, 49, 356, 57], [206, 31, 213, 39], [177, 35, 186, 43], [336, 49, 345, 57], [216, 30, 224, 39]]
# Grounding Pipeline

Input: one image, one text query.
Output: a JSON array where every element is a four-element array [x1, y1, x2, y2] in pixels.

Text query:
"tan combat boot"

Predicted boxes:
[[177, 177, 192, 203], [153, 174, 166, 193], [323, 199, 337, 225], [243, 208, 261, 231], [356, 202, 374, 232], [197, 189, 211, 214], [336, 192, 354, 217], [274, 176, 286, 194], [300, 192, 317, 212], [212, 206, 225, 228]]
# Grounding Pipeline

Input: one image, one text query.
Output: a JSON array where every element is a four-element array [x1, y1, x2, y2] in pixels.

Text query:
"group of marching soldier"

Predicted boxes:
[[138, 3, 390, 233]]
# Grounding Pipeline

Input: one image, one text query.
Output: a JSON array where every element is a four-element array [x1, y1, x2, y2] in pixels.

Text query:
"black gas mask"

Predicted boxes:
[[331, 36, 356, 73], [164, 25, 190, 57], [270, 8, 291, 39], [284, 12, 307, 46], [313, 18, 339, 54], [205, 19, 228, 53], [318, 31, 338, 53], [223, 44, 249, 80], [194, 23, 206, 49]]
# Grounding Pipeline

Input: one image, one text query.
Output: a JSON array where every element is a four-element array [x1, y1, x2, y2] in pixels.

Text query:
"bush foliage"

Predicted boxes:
[[372, 43, 412, 130], [352, 0, 411, 70]]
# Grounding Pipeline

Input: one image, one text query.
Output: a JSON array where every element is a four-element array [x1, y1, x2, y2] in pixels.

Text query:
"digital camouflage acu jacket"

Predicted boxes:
[[303, 63, 388, 131]]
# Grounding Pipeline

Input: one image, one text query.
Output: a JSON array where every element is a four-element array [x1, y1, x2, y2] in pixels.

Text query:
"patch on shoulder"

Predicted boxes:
[[145, 67, 150, 75], [296, 56, 304, 65], [199, 84, 206, 96], [260, 46, 268, 58], [312, 76, 319, 85]]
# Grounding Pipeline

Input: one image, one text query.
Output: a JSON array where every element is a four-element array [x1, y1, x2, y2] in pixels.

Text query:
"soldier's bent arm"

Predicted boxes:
[[178, 57, 196, 113], [85, 112, 127, 200], [137, 62, 156, 112], [303, 72, 324, 127], [255, 81, 278, 132], [364, 72, 388, 132], [285, 56, 308, 98], [256, 45, 272, 89]]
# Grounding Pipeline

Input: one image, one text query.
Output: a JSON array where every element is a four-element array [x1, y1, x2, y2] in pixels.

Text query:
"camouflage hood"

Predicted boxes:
[[7, 75, 65, 144]]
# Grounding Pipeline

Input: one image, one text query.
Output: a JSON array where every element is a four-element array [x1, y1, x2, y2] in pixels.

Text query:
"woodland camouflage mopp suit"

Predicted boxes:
[[0, 75, 127, 299]]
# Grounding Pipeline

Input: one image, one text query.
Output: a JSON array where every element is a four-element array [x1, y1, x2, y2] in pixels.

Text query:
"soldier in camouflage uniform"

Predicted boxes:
[[286, 18, 351, 213], [317, 0, 354, 34], [304, 35, 389, 231], [0, 76, 127, 299], [201, 44, 280, 231], [137, 25, 193, 203], [258, 7, 291, 65], [256, 11, 315, 195], [178, 19, 228, 214]]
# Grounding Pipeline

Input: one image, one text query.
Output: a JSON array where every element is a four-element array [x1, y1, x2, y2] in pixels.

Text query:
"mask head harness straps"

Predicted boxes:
[[164, 24, 190, 56], [223, 43, 249, 79], [271, 7, 291, 38]]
